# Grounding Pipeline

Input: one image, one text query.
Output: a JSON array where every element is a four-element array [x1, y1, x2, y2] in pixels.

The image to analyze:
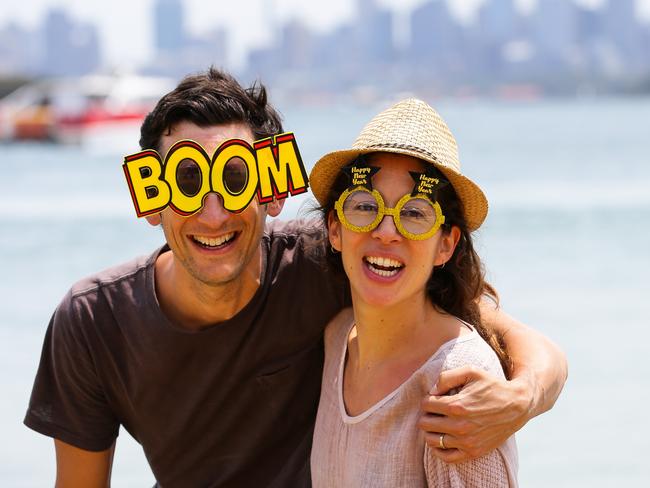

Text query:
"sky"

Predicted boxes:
[[1, 0, 649, 69]]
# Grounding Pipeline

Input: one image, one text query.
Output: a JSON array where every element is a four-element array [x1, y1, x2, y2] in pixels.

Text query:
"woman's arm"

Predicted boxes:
[[418, 301, 568, 463]]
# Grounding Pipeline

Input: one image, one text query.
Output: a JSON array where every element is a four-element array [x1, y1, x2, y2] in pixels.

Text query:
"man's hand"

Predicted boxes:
[[54, 439, 115, 488], [418, 366, 531, 463], [419, 302, 568, 463]]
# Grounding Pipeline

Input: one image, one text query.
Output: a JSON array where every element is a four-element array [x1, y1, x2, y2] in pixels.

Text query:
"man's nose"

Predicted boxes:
[[195, 193, 230, 225]]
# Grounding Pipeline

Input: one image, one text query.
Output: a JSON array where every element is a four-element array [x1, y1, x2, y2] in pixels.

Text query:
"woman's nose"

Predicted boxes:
[[370, 212, 402, 243]]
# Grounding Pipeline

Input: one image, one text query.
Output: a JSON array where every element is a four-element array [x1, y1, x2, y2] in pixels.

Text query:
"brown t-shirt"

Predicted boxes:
[[24, 219, 349, 487]]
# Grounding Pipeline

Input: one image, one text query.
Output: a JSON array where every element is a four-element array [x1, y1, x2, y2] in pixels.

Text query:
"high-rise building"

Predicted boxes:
[[478, 0, 520, 45], [576, 5, 603, 43], [279, 20, 314, 70], [154, 0, 185, 54], [407, 0, 472, 95], [356, 0, 393, 64], [602, 0, 647, 74], [181, 28, 228, 72], [0, 22, 42, 75], [531, 0, 578, 56], [148, 0, 224, 78], [42, 8, 101, 76], [409, 0, 463, 72]]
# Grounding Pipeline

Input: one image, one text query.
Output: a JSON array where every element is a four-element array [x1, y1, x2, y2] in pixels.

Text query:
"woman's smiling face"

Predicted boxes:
[[328, 153, 460, 309]]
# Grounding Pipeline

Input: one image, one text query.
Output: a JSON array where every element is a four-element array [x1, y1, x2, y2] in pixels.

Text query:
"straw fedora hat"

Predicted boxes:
[[309, 98, 488, 231]]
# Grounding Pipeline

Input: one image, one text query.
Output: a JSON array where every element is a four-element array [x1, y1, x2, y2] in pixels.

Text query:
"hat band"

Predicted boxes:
[[359, 142, 440, 164]]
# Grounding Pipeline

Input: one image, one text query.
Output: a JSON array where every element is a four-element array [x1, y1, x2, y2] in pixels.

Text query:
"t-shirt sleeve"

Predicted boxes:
[[423, 336, 517, 487], [24, 290, 119, 451], [283, 218, 351, 310]]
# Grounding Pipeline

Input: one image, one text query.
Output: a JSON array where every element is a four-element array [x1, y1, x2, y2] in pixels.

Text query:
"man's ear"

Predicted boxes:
[[266, 198, 285, 217], [145, 213, 162, 226], [436, 226, 461, 266], [327, 210, 342, 251]]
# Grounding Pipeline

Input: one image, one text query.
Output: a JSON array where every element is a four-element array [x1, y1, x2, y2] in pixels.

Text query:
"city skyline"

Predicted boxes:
[[2, 0, 650, 69]]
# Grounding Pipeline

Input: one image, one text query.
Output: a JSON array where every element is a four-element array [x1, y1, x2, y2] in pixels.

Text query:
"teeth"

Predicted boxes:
[[369, 267, 399, 277], [194, 232, 235, 247], [365, 256, 404, 268], [365, 255, 404, 278]]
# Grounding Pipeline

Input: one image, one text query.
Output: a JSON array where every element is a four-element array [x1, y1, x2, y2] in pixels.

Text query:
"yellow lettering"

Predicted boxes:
[[255, 133, 308, 203], [123, 134, 308, 217], [163, 141, 211, 215], [122, 151, 171, 217], [211, 140, 259, 213]]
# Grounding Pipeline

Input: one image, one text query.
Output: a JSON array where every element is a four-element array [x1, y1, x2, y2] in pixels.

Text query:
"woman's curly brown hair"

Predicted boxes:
[[317, 155, 512, 376]]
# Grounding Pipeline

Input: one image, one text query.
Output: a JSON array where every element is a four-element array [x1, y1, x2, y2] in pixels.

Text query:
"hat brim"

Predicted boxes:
[[310, 146, 488, 231]]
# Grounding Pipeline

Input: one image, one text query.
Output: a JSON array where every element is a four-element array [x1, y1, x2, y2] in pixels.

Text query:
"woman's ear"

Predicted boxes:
[[436, 226, 461, 266], [327, 210, 342, 252]]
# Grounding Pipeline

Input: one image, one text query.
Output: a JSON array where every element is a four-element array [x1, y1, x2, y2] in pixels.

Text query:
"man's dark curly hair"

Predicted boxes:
[[139, 67, 283, 151]]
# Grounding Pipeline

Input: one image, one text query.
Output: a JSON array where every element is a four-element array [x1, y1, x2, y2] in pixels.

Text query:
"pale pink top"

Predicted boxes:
[[311, 308, 518, 487]]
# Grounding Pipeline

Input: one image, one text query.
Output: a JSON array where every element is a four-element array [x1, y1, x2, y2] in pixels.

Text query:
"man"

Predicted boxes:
[[25, 68, 567, 487]]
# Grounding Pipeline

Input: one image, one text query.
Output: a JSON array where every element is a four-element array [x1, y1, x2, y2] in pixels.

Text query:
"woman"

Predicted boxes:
[[309, 99, 518, 487]]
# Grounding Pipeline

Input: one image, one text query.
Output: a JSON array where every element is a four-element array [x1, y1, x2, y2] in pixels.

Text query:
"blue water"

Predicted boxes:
[[1, 98, 649, 486]]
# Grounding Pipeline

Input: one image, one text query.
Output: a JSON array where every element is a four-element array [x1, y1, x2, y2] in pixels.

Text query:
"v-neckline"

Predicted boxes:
[[337, 319, 477, 424]]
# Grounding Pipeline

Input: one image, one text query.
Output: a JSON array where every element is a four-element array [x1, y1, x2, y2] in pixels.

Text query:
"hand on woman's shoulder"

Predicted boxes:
[[441, 332, 507, 380]]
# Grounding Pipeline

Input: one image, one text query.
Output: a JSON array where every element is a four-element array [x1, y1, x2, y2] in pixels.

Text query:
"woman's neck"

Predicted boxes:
[[349, 292, 441, 369], [342, 292, 470, 417]]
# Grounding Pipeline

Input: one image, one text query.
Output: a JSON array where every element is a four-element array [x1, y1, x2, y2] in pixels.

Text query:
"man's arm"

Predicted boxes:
[[25, 292, 121, 482], [54, 439, 115, 488], [419, 302, 568, 462], [481, 301, 568, 418]]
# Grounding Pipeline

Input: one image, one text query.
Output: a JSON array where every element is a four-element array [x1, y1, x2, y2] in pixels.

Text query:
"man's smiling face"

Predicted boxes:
[[146, 121, 273, 287]]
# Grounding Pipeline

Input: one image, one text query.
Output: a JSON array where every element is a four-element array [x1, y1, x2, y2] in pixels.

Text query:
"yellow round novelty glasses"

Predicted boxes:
[[334, 186, 445, 240]]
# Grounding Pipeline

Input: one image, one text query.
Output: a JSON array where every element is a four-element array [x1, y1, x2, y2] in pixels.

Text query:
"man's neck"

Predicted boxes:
[[153, 248, 263, 331]]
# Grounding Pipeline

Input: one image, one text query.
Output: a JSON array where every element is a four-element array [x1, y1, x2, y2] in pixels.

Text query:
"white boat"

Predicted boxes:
[[0, 74, 175, 144]]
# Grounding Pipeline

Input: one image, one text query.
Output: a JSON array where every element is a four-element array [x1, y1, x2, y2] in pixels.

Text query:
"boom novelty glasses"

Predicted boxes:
[[123, 134, 309, 217], [175, 156, 248, 197], [334, 162, 448, 241]]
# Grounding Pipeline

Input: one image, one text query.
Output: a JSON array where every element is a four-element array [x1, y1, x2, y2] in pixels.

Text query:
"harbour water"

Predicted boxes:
[[1, 97, 649, 486]]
